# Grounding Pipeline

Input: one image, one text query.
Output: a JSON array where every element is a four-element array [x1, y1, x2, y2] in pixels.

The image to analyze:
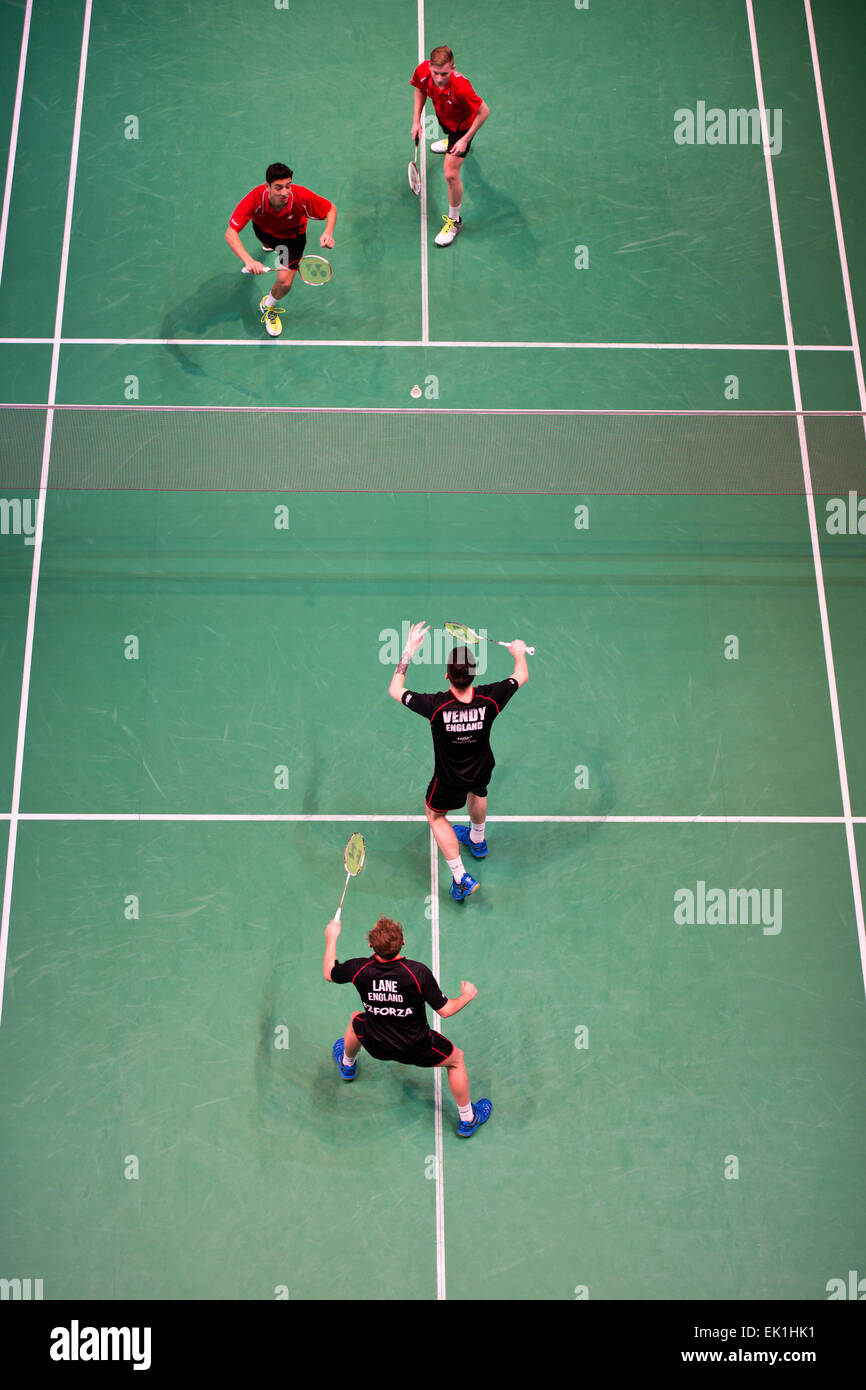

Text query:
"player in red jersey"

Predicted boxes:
[[226, 162, 337, 336], [410, 45, 489, 247]]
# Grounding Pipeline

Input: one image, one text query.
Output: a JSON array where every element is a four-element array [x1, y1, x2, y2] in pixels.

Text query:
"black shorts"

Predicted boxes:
[[352, 1012, 454, 1068], [425, 775, 488, 813], [439, 123, 474, 157], [252, 222, 306, 269]]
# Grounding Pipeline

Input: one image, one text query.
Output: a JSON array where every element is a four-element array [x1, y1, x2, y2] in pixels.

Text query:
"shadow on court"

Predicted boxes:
[[159, 274, 265, 392], [466, 159, 541, 265]]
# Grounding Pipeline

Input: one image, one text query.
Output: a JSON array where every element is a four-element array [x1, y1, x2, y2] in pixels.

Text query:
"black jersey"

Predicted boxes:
[[401, 678, 519, 785], [330, 954, 448, 1051]]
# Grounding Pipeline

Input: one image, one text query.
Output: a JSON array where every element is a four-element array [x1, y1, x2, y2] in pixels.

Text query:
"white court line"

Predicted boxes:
[[3, 812, 855, 823], [0, 336, 856, 350], [2, 403, 863, 419], [0, 1, 93, 1026], [803, 0, 866, 435], [417, 0, 429, 345], [746, 0, 865, 998], [417, 1, 443, 1305], [428, 828, 446, 1303], [2, 402, 863, 414], [0, 0, 33, 289]]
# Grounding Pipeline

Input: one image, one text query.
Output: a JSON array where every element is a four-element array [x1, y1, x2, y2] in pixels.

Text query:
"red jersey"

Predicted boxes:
[[410, 61, 483, 133], [229, 184, 332, 238]]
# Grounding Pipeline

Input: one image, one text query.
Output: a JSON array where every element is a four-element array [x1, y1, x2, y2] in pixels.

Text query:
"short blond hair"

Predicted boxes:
[[429, 45, 454, 66], [368, 916, 404, 959]]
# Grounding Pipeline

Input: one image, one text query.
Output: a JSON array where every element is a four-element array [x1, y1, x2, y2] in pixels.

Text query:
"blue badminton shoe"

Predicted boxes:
[[454, 823, 487, 859], [449, 872, 479, 903], [333, 1039, 357, 1081], [457, 1099, 493, 1138]]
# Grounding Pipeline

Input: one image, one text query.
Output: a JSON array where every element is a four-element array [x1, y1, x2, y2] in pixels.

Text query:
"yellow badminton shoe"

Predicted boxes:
[[434, 215, 462, 247], [259, 298, 285, 336]]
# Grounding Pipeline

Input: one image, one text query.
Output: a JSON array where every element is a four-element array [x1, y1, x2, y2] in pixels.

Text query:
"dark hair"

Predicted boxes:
[[266, 163, 293, 184], [368, 916, 404, 960], [447, 644, 476, 690]]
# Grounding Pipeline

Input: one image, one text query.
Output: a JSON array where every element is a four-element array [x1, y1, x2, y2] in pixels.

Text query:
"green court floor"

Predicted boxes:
[[0, 0, 864, 1304]]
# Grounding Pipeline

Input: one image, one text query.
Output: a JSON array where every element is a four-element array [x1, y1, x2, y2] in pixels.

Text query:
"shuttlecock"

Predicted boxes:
[[410, 384, 422, 398]]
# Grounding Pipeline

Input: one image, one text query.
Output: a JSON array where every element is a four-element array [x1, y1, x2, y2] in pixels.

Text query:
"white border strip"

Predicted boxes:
[[428, 827, 445, 1302], [0, 0, 33, 289], [3, 403, 863, 418], [0, 0, 93, 1025], [417, 0, 429, 345], [0, 337, 856, 350], [2, 813, 855, 824], [803, 0, 866, 432], [746, 0, 865, 997]]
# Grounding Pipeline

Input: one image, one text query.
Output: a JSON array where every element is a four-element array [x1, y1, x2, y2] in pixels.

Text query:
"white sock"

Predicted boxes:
[[446, 854, 465, 883], [449, 204, 461, 220], [470, 820, 486, 844], [264, 293, 277, 307], [458, 1102, 474, 1122], [342, 1052, 355, 1068]]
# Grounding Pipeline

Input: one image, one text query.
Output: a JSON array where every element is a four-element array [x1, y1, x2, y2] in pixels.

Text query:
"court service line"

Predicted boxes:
[[415, 0, 440, 1286], [803, 0, 866, 435], [3, 402, 863, 416], [5, 813, 855, 824], [0, 0, 33, 289], [746, 0, 865, 998], [417, 0, 429, 345], [0, 1, 93, 1026], [0, 336, 855, 351], [428, 828, 446, 1302]]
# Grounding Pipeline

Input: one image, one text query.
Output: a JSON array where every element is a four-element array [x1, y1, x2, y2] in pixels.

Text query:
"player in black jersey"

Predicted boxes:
[[324, 913, 492, 1137], [389, 620, 529, 902]]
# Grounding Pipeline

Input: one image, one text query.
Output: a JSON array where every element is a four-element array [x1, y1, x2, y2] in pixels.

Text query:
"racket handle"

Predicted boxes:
[[335, 870, 350, 922], [497, 641, 536, 656]]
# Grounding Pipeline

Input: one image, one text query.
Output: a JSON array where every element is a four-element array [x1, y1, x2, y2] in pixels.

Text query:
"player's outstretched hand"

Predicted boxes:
[[325, 917, 341, 939], [320, 232, 335, 249], [461, 981, 478, 1002], [506, 639, 527, 656], [405, 620, 430, 656]]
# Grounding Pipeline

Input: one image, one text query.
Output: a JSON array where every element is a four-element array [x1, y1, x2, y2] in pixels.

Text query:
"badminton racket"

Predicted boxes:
[[335, 832, 366, 922], [242, 254, 332, 285], [444, 622, 535, 656], [408, 139, 421, 196]]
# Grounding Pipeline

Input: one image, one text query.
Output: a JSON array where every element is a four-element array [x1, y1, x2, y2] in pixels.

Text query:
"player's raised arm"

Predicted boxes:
[[507, 639, 530, 687], [323, 917, 341, 981], [437, 981, 478, 1018], [388, 621, 429, 701]]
